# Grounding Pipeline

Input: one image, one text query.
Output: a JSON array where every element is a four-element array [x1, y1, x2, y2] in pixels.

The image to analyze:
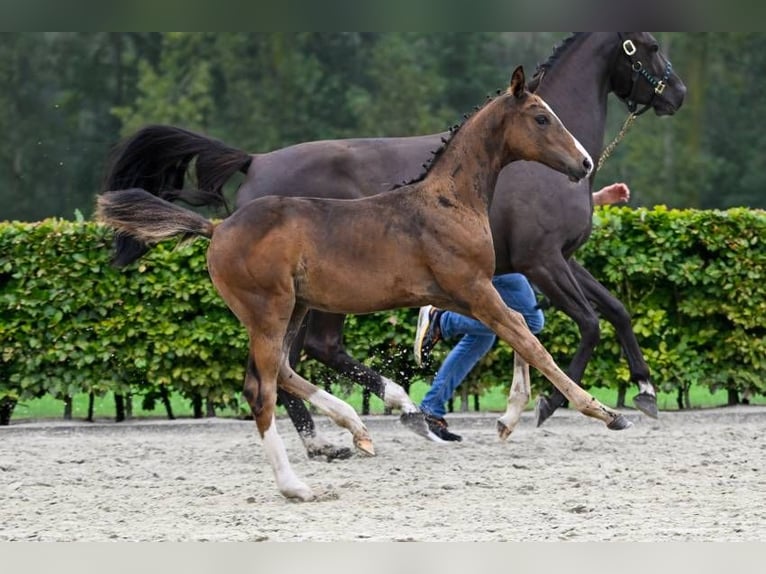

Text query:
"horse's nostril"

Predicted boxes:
[[583, 157, 593, 172]]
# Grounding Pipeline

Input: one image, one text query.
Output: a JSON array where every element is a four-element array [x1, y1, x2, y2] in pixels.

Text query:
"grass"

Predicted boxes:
[[7, 380, 764, 423]]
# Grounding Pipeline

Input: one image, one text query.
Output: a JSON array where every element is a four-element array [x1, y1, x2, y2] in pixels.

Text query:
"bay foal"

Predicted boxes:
[[97, 67, 629, 501]]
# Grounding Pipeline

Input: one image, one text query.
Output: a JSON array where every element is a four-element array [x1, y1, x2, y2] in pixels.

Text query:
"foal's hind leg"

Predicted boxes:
[[302, 311, 431, 439], [277, 307, 354, 462], [278, 388, 354, 461], [497, 353, 531, 441], [244, 350, 315, 501], [209, 276, 315, 500], [278, 362, 375, 456]]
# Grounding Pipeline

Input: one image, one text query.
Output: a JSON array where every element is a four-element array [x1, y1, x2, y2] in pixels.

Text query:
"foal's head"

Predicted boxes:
[[498, 66, 592, 182]]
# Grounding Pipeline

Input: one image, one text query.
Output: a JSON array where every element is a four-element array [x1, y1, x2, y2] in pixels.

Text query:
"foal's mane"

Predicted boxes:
[[393, 32, 586, 190], [391, 90, 502, 190]]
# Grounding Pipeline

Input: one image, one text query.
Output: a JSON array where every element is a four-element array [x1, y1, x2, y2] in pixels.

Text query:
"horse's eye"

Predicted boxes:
[[651, 44, 660, 53], [535, 115, 549, 126]]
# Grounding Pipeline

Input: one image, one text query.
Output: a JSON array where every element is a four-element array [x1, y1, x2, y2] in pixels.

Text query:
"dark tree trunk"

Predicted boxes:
[[727, 389, 740, 406], [676, 385, 692, 410], [460, 386, 469, 412], [616, 384, 627, 409], [115, 393, 126, 422], [361, 388, 370, 415], [160, 386, 175, 420], [473, 393, 480, 411], [87, 393, 95, 422], [63, 396, 73, 420], [0, 398, 15, 425], [205, 399, 216, 418], [192, 394, 203, 419]]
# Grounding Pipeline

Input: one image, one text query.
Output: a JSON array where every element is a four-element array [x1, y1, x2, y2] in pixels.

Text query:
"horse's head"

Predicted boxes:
[[502, 66, 593, 183], [610, 32, 686, 116]]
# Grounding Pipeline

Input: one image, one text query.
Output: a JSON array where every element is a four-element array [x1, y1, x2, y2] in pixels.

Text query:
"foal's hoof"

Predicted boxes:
[[399, 411, 432, 440], [633, 392, 659, 419], [496, 419, 514, 442], [281, 483, 316, 502], [535, 395, 556, 428], [606, 414, 633, 431], [307, 445, 354, 462], [354, 437, 376, 457]]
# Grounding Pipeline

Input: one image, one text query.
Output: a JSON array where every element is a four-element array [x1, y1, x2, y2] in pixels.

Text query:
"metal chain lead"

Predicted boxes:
[[596, 112, 639, 173]]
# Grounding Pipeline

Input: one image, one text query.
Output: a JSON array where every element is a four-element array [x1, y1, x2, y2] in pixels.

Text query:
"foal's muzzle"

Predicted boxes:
[[568, 156, 593, 183]]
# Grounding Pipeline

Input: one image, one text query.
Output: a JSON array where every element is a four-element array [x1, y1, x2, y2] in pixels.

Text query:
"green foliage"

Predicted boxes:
[[6, 32, 766, 221], [583, 205, 766, 399], [3, 207, 766, 423], [112, 33, 215, 135], [0, 220, 247, 411], [459, 206, 766, 400]]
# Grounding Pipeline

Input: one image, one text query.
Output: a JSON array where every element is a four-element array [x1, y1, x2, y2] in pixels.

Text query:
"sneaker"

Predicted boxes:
[[424, 414, 462, 442], [414, 305, 443, 367]]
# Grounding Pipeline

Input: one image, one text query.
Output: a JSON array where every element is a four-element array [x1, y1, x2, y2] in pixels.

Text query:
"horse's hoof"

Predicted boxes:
[[399, 411, 432, 440], [633, 392, 659, 419], [354, 437, 376, 457], [496, 419, 513, 441], [606, 414, 633, 431], [307, 445, 354, 462], [281, 484, 316, 502], [535, 395, 556, 427]]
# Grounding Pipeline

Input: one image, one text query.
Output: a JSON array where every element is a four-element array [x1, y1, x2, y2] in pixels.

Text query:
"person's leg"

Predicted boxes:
[[418, 273, 544, 441], [492, 273, 544, 335], [420, 333, 496, 441], [438, 273, 544, 339]]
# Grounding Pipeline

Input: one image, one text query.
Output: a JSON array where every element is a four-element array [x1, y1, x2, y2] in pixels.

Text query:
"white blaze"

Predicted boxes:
[[540, 98, 593, 178]]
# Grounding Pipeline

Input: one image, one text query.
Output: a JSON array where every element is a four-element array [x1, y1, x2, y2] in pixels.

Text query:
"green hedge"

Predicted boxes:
[[2, 207, 766, 421], [460, 206, 766, 400]]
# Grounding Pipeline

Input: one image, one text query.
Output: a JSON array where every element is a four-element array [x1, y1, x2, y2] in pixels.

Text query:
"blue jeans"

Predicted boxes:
[[420, 273, 544, 419]]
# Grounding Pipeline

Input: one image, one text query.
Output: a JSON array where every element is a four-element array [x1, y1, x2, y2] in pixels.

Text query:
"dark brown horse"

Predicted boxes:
[[98, 67, 630, 501], [102, 32, 685, 459]]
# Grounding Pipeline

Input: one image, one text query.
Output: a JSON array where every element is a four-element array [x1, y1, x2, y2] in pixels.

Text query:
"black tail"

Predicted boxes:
[[102, 125, 252, 266], [96, 189, 215, 251]]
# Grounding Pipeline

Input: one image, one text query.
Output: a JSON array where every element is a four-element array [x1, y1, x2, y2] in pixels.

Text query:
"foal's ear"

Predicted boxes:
[[509, 66, 526, 99]]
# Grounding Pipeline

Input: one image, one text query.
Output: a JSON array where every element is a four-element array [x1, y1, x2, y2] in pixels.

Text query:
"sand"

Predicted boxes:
[[1, 406, 764, 541]]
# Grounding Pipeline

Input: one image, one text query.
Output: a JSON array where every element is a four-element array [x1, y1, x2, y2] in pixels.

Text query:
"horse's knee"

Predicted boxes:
[[578, 313, 601, 347]]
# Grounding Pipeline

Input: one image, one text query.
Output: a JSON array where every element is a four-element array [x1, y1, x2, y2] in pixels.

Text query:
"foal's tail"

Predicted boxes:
[[102, 125, 251, 266], [96, 189, 215, 253]]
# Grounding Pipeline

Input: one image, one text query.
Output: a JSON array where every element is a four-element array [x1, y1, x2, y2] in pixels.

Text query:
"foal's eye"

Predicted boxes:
[[535, 115, 549, 126]]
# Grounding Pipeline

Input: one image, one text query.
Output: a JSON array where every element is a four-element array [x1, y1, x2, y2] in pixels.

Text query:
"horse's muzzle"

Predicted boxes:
[[568, 156, 593, 183]]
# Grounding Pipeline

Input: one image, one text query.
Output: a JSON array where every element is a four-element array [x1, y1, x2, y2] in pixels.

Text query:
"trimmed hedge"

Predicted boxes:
[[0, 220, 248, 414], [461, 206, 766, 401], [2, 207, 766, 421]]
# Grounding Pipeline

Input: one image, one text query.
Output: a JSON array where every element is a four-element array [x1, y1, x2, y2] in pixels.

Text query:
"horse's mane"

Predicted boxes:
[[393, 32, 586, 190], [527, 33, 587, 92]]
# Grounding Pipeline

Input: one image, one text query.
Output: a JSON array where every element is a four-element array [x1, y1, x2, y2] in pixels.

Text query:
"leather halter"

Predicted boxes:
[[617, 33, 673, 116]]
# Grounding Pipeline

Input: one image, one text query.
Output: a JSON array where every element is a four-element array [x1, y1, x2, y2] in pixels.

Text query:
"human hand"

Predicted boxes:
[[593, 182, 630, 206]]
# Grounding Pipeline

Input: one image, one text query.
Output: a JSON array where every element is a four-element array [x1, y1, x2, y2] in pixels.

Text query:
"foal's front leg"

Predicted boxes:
[[467, 283, 631, 430], [497, 353, 531, 440]]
